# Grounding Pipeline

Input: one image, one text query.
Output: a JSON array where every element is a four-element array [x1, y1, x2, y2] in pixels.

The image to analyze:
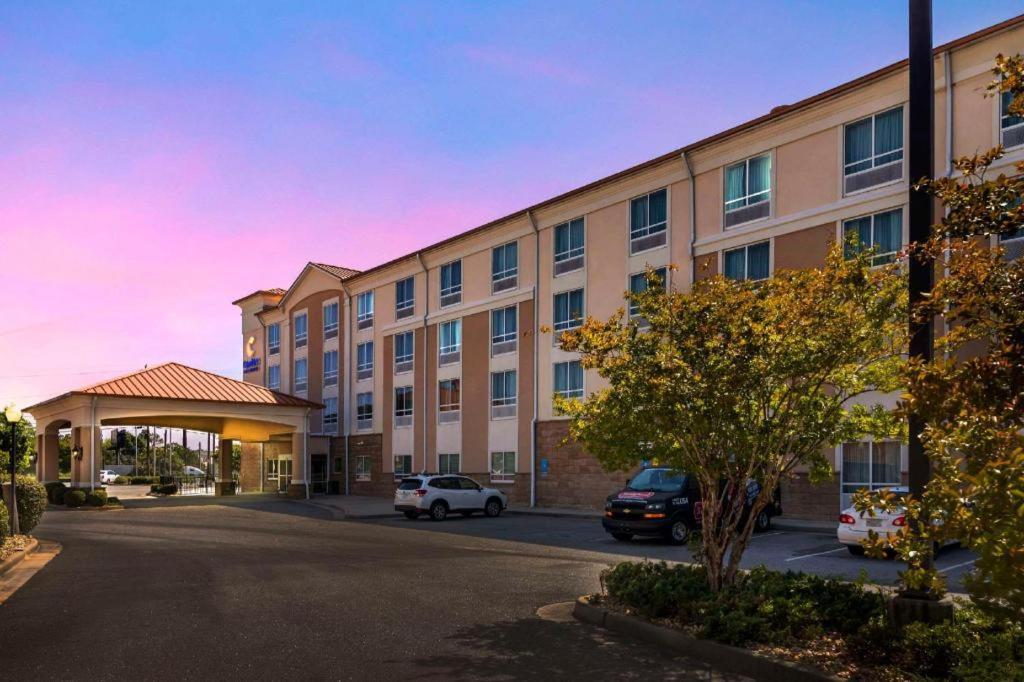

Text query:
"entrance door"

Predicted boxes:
[[278, 458, 292, 493], [311, 455, 328, 495]]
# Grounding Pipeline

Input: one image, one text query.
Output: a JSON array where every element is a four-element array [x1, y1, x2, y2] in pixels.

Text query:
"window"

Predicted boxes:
[[333, 456, 344, 474], [395, 277, 415, 319], [356, 291, 374, 329], [1001, 90, 1024, 148], [553, 289, 584, 333], [393, 454, 412, 476], [629, 188, 668, 253], [629, 267, 667, 317], [438, 379, 461, 423], [323, 350, 339, 387], [723, 241, 770, 282], [491, 305, 517, 355], [491, 370, 517, 419], [439, 453, 460, 475], [267, 364, 280, 390], [294, 313, 308, 348], [355, 455, 371, 481], [323, 302, 339, 339], [356, 392, 373, 429], [724, 154, 771, 227], [268, 323, 280, 355], [554, 217, 585, 274], [394, 386, 413, 426], [439, 320, 461, 365], [844, 209, 902, 266], [554, 360, 583, 399], [844, 107, 903, 192], [323, 397, 338, 433], [841, 441, 901, 509], [356, 341, 374, 380], [394, 331, 414, 373], [440, 260, 462, 307], [268, 458, 279, 480], [490, 451, 516, 483], [492, 241, 518, 292], [294, 358, 308, 392]]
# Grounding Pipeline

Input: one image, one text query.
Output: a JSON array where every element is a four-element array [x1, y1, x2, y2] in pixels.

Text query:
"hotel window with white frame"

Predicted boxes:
[[355, 455, 372, 481], [394, 454, 412, 477], [323, 301, 339, 340], [394, 331, 414, 373], [629, 267, 667, 318], [438, 453, 460, 475], [629, 188, 667, 254], [322, 397, 338, 433], [438, 379, 461, 423], [333, 456, 344, 475], [294, 358, 308, 393], [553, 217, 585, 275], [395, 277, 415, 319], [492, 241, 518, 293], [394, 386, 413, 427], [267, 323, 280, 356], [554, 360, 583, 400], [267, 364, 280, 390], [490, 451, 516, 484], [552, 288, 584, 334], [843, 106, 903, 193], [843, 209, 902, 266], [1001, 90, 1024, 148], [723, 241, 770, 282], [840, 440, 901, 509], [491, 305, 517, 356], [356, 341, 373, 380], [439, 260, 462, 307], [724, 154, 771, 228], [356, 392, 373, 430], [356, 291, 374, 330], [490, 370, 517, 419], [294, 313, 308, 348], [323, 350, 339, 387], [439, 319, 461, 365]]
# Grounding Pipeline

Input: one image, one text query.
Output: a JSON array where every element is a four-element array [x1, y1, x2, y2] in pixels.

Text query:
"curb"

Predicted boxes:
[[506, 508, 600, 520], [573, 596, 840, 682], [0, 538, 40, 578]]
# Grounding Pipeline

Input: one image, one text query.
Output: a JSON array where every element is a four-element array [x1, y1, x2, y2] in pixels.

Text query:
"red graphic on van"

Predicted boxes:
[[617, 491, 655, 500]]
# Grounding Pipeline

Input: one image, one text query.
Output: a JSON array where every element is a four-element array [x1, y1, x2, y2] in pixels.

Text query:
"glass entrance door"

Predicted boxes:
[[311, 455, 327, 495], [278, 458, 292, 493]]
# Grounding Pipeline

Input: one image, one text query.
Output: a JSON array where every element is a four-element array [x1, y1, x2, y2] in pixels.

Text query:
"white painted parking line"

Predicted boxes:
[[938, 559, 976, 574], [785, 546, 846, 561], [750, 531, 787, 540]]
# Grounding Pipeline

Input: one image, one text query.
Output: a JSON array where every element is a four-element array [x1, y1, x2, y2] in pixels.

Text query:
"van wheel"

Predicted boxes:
[[847, 544, 866, 556], [429, 501, 448, 521], [484, 497, 502, 518], [403, 510, 419, 520], [611, 532, 633, 542], [755, 511, 771, 532], [667, 520, 692, 545]]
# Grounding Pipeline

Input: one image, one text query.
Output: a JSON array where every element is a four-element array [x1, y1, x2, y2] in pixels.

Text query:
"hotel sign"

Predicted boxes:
[[243, 335, 261, 373]]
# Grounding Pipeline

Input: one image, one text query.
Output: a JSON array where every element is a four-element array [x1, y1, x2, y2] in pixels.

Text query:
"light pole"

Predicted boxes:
[[5, 404, 22, 536]]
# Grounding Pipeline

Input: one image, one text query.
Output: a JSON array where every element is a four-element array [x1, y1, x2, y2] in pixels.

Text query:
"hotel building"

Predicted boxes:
[[233, 16, 1024, 521]]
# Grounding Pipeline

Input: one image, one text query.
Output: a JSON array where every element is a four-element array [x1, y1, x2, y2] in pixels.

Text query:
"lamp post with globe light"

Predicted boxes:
[[4, 404, 21, 536]]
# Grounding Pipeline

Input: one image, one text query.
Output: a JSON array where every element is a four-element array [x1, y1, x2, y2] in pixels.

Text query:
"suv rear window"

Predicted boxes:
[[398, 478, 422, 490]]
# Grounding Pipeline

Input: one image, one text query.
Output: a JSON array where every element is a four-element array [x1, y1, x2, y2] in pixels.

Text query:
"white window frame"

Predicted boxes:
[[438, 453, 461, 476], [553, 217, 585, 265], [843, 106, 904, 178], [356, 392, 373, 430], [722, 241, 771, 282], [322, 397, 338, 433], [356, 291, 374, 327], [1000, 89, 1024, 147], [492, 241, 519, 286], [490, 451, 516, 484], [552, 288, 584, 333], [840, 440, 902, 508], [323, 301, 339, 338], [395, 277, 415, 315], [439, 260, 462, 306], [553, 360, 584, 400], [267, 323, 281, 356], [323, 350, 339, 386], [394, 331, 414, 370], [394, 386, 413, 419], [439, 319, 461, 357], [355, 455, 372, 481], [393, 454, 413, 477], [267, 364, 280, 390], [629, 188, 668, 241], [842, 209, 902, 266], [438, 378, 461, 415], [724, 154, 772, 213], [294, 358, 308, 393], [628, 267, 667, 318], [294, 312, 308, 348], [491, 305, 517, 347], [356, 341, 374, 377]]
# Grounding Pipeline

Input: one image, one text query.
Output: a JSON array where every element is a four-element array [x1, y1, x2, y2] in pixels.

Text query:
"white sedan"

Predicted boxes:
[[99, 470, 119, 484], [837, 505, 907, 555]]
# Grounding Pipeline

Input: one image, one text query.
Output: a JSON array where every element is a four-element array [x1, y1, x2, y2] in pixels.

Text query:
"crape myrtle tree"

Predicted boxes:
[[856, 55, 1024, 619], [554, 246, 906, 591]]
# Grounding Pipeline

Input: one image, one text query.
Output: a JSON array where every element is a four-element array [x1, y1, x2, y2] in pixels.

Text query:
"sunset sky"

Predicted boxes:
[[1, 1, 1018, 410]]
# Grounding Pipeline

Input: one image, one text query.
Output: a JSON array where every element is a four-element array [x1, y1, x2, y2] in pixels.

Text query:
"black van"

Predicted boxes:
[[601, 468, 782, 544]]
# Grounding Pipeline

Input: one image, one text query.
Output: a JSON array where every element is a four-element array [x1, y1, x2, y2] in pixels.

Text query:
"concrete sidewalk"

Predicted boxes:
[[301, 494, 601, 520]]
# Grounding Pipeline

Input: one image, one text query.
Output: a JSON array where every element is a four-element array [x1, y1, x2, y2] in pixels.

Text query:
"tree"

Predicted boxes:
[[0, 411, 35, 477], [856, 54, 1024, 619], [555, 246, 906, 591]]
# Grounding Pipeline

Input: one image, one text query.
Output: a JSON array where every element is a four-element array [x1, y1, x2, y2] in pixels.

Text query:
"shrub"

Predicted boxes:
[[13, 476, 48, 533], [85, 490, 107, 507], [601, 561, 709, 619], [158, 484, 178, 495], [131, 476, 159, 485], [0, 500, 8, 541], [106, 497, 120, 505], [65, 490, 86, 508], [52, 487, 66, 505], [113, 476, 129, 485], [150, 484, 160, 493], [44, 481, 67, 503]]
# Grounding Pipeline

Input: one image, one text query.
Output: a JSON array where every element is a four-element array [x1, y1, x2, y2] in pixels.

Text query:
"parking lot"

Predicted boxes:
[[361, 512, 978, 592]]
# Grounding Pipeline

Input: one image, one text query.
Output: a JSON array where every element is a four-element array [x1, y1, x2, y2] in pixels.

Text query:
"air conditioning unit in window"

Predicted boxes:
[[438, 350, 461, 366], [491, 339, 517, 356], [630, 231, 666, 254], [1001, 238, 1024, 261], [554, 255, 584, 276], [724, 201, 770, 228], [395, 359, 413, 374], [440, 291, 461, 307], [438, 411, 460, 424], [396, 306, 415, 320], [1003, 126, 1024, 149], [357, 316, 373, 330], [845, 163, 902, 194]]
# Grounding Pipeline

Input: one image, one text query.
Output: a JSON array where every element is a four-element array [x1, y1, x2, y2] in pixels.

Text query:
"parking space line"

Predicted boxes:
[[938, 559, 976, 574], [750, 531, 787, 539], [785, 547, 846, 561]]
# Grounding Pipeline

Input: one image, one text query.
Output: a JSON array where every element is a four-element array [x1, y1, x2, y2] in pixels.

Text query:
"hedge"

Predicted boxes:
[[86, 490, 108, 507], [64, 490, 86, 508], [11, 476, 48, 533], [0, 500, 8, 541], [44, 481, 67, 504]]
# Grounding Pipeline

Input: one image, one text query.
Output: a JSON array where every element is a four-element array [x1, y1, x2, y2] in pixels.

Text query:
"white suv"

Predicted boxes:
[[394, 474, 508, 521]]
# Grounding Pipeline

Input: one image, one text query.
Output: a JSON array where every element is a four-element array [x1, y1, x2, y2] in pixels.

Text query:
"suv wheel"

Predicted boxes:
[[755, 510, 771, 532], [611, 532, 633, 542], [667, 520, 691, 545], [429, 501, 448, 522], [484, 497, 502, 518]]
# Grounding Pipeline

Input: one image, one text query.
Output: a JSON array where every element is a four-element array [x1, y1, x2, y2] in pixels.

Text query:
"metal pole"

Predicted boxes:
[[908, 0, 935, 577], [8, 420, 20, 536]]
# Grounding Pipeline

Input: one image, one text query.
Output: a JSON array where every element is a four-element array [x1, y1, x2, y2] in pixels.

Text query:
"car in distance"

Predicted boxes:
[[602, 467, 782, 545], [183, 466, 206, 477], [837, 487, 955, 556], [99, 469, 119, 484], [394, 474, 508, 521]]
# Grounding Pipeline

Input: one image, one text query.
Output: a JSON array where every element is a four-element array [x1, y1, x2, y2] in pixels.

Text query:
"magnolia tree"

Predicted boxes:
[[554, 246, 906, 591], [856, 55, 1024, 619]]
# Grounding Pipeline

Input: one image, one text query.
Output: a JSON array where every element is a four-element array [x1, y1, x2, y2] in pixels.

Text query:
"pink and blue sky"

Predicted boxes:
[[1, 1, 1018, 408]]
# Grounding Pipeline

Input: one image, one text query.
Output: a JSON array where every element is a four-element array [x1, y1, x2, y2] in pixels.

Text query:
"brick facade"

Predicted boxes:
[[534, 420, 632, 510], [780, 473, 840, 523], [342, 433, 393, 498]]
